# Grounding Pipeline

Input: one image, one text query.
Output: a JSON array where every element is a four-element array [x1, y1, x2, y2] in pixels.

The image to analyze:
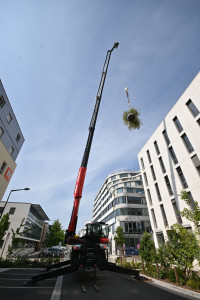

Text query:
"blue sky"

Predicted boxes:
[[0, 0, 200, 233]]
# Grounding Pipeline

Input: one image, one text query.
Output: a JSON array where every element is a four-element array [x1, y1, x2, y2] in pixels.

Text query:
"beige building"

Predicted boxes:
[[0, 140, 17, 200]]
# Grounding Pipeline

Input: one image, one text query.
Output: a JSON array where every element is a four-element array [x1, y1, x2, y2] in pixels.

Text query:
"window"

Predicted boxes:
[[135, 188, 144, 194], [124, 182, 131, 187], [16, 134, 21, 142], [191, 154, 200, 175], [172, 199, 182, 224], [127, 188, 134, 193], [181, 133, 194, 153], [6, 113, 12, 124], [162, 129, 170, 145], [156, 233, 165, 245], [173, 116, 183, 133], [0, 95, 5, 108], [154, 140, 160, 155], [111, 175, 116, 180], [146, 150, 152, 163], [0, 127, 4, 138], [186, 99, 199, 117], [140, 158, 145, 170], [159, 156, 166, 173], [135, 181, 142, 186], [160, 204, 168, 227], [150, 165, 156, 181], [9, 146, 14, 156], [143, 172, 148, 186], [147, 189, 152, 206], [168, 146, 178, 164], [0, 161, 7, 174], [164, 175, 173, 195], [9, 207, 16, 215], [118, 196, 126, 204], [120, 173, 128, 178], [151, 209, 158, 229], [187, 192, 195, 210], [176, 166, 188, 188], [155, 183, 162, 201], [116, 188, 123, 194]]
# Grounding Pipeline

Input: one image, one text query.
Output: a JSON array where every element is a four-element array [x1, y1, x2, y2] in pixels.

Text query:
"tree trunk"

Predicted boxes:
[[174, 266, 179, 285], [156, 263, 159, 279]]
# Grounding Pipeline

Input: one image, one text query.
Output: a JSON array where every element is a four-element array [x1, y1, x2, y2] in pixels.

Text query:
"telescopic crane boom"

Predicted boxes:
[[66, 42, 119, 241]]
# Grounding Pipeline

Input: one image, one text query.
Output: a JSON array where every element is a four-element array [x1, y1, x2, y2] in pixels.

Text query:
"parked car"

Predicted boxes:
[[46, 248, 63, 257], [125, 247, 140, 256]]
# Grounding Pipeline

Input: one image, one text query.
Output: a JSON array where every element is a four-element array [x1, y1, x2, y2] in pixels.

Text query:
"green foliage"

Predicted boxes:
[[114, 226, 126, 247], [0, 213, 10, 241], [166, 223, 199, 278], [139, 231, 156, 266], [45, 220, 65, 247], [122, 108, 142, 130], [179, 190, 200, 232]]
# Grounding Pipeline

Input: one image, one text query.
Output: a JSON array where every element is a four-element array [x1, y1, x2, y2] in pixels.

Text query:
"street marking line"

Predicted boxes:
[[50, 276, 63, 300]]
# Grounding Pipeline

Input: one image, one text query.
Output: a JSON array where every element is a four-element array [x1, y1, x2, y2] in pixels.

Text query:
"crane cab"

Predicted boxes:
[[83, 222, 109, 244]]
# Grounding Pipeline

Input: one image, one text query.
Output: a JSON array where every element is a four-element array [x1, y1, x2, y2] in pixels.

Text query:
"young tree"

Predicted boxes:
[[180, 190, 200, 233], [139, 231, 156, 268], [0, 213, 10, 241], [114, 226, 126, 263], [45, 220, 65, 247], [166, 223, 199, 279]]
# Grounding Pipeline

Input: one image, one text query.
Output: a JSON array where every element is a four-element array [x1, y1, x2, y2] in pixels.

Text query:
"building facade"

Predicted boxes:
[[0, 80, 25, 200], [0, 202, 49, 258], [92, 169, 151, 256], [138, 72, 200, 248]]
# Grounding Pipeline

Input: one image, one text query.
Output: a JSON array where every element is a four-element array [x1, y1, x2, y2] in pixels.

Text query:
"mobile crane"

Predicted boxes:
[[25, 42, 141, 287]]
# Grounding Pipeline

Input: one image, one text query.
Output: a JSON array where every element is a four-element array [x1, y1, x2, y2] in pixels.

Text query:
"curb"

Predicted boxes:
[[141, 274, 200, 299]]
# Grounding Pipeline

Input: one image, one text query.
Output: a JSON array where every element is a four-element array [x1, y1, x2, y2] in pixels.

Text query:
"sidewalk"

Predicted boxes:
[[140, 274, 200, 299]]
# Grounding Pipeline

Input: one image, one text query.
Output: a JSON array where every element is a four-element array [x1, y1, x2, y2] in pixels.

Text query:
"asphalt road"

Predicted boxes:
[[0, 268, 199, 300]]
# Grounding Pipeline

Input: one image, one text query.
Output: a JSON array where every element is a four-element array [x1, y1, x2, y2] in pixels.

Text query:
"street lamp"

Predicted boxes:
[[0, 188, 30, 218]]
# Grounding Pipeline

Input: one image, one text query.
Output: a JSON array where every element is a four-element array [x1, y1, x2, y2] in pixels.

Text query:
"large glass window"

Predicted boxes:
[[151, 209, 158, 229], [147, 189, 152, 206], [146, 150, 152, 163], [181, 133, 194, 153], [162, 129, 170, 145], [173, 116, 183, 133], [140, 158, 145, 170], [186, 99, 199, 117], [143, 172, 148, 186], [169, 146, 178, 164], [191, 154, 200, 175], [116, 188, 123, 194], [135, 188, 144, 194], [160, 204, 168, 227], [159, 156, 166, 173], [127, 188, 134, 193], [164, 175, 173, 195], [155, 183, 162, 201], [176, 166, 188, 188], [127, 196, 144, 204], [172, 199, 182, 224], [150, 165, 156, 181], [154, 140, 160, 155], [120, 173, 128, 178]]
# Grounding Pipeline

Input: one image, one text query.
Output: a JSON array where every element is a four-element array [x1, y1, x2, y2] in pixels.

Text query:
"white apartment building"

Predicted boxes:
[[138, 72, 200, 248], [92, 169, 151, 256], [0, 202, 49, 258]]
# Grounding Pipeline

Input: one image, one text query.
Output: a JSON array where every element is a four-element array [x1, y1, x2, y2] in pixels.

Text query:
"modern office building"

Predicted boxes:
[[0, 80, 25, 200], [92, 169, 151, 256], [0, 202, 49, 258], [138, 72, 200, 248]]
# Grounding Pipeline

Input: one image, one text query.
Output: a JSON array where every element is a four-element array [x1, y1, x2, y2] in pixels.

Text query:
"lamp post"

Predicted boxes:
[[0, 188, 30, 218]]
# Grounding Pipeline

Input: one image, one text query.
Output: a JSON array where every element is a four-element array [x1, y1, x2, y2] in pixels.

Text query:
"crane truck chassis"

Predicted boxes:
[[24, 42, 141, 287]]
